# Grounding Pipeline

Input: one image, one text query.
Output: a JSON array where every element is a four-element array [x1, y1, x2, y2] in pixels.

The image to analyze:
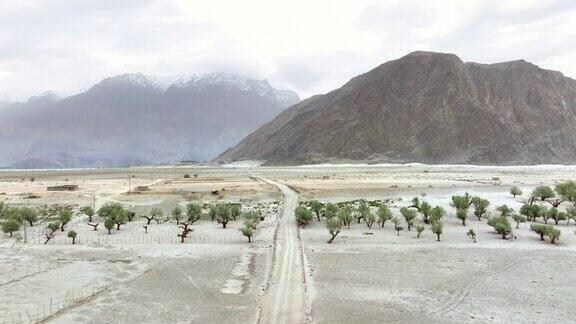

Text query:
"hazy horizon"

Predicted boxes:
[[1, 0, 575, 102]]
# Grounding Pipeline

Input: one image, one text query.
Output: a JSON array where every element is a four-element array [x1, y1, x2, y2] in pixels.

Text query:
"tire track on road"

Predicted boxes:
[[257, 177, 307, 323], [431, 249, 547, 317]]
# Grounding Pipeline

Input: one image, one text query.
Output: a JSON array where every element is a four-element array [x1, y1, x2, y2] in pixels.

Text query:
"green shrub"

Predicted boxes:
[[337, 207, 354, 229], [21, 207, 38, 226], [67, 230, 77, 244], [510, 186, 522, 198], [556, 181, 576, 205], [429, 206, 445, 224], [496, 205, 513, 217], [466, 229, 476, 243], [456, 209, 467, 226], [364, 210, 377, 229], [1, 219, 20, 237], [310, 200, 324, 221], [471, 197, 489, 221], [295, 206, 313, 228], [186, 203, 202, 224], [58, 210, 73, 231], [393, 217, 404, 236], [530, 224, 547, 241], [416, 224, 425, 238], [399, 207, 416, 231], [80, 206, 95, 222], [520, 204, 541, 222], [544, 227, 561, 244], [240, 225, 254, 243], [104, 217, 115, 234], [451, 193, 472, 211], [531, 186, 555, 203], [323, 203, 339, 219], [171, 207, 183, 223], [512, 214, 527, 229], [431, 221, 443, 242], [326, 217, 342, 243], [377, 204, 393, 228], [488, 216, 512, 239]]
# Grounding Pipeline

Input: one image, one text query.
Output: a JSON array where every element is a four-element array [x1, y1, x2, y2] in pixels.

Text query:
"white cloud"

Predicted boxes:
[[0, 0, 575, 101]]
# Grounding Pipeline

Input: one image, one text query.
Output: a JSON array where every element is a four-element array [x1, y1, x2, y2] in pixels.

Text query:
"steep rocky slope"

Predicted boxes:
[[217, 51, 576, 165]]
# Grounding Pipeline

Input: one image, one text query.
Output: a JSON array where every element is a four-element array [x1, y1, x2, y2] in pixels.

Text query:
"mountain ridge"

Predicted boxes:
[[217, 51, 576, 165], [0, 73, 299, 168]]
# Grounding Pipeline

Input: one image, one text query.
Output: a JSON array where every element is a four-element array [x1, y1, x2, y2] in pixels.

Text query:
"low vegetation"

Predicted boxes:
[[2, 179, 574, 250], [1, 218, 20, 237], [487, 216, 512, 239], [326, 216, 342, 243], [67, 230, 77, 244], [431, 221, 443, 242], [466, 229, 476, 243], [416, 224, 424, 238], [399, 207, 416, 231], [510, 186, 522, 198], [295, 206, 313, 228], [512, 213, 527, 228], [295, 184, 576, 243]]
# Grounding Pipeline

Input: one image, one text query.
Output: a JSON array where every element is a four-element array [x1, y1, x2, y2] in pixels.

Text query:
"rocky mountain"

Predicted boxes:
[[217, 51, 576, 165], [0, 73, 299, 168]]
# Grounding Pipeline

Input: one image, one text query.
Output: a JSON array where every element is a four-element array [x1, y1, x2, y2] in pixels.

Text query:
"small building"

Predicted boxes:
[[47, 184, 78, 191], [135, 186, 150, 192]]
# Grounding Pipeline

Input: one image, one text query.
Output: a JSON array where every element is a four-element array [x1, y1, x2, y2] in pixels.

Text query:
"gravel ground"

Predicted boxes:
[[2, 164, 576, 323]]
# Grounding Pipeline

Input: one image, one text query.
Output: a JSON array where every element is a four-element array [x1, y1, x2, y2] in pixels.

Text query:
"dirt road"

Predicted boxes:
[[258, 178, 306, 323]]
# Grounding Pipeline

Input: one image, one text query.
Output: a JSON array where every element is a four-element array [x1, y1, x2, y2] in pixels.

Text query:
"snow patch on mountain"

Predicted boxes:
[[107, 72, 299, 107], [144, 75, 188, 91]]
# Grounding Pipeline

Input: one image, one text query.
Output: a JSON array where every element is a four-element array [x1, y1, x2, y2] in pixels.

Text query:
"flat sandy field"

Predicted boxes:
[[1, 164, 575, 323]]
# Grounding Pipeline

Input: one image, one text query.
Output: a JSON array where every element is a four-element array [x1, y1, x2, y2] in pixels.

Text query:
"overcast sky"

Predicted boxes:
[[1, 0, 575, 101]]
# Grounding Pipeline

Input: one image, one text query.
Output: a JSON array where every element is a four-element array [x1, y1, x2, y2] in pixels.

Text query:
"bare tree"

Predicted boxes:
[[87, 222, 99, 231], [44, 222, 60, 244], [177, 222, 193, 243]]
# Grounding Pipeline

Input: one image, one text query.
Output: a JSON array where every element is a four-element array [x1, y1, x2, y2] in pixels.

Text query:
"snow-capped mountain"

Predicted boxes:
[[0, 73, 299, 168], [99, 73, 299, 107]]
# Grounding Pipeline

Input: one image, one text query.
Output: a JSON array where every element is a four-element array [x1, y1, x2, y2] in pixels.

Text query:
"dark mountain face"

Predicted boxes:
[[0, 73, 299, 168], [217, 51, 576, 165]]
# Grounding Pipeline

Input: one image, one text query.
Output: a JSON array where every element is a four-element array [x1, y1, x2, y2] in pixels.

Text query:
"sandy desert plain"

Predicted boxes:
[[1, 163, 576, 323]]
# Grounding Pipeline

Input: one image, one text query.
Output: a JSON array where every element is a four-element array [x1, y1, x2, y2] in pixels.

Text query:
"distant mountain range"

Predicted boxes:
[[0, 73, 299, 168], [217, 51, 576, 165]]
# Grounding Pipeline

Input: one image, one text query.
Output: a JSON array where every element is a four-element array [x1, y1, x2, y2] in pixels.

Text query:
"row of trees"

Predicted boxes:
[[1, 203, 39, 237], [172, 202, 262, 243], [77, 201, 262, 243], [449, 191, 573, 243], [297, 187, 574, 244], [297, 200, 446, 243], [530, 224, 561, 244], [510, 181, 576, 207], [0, 203, 77, 239]]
